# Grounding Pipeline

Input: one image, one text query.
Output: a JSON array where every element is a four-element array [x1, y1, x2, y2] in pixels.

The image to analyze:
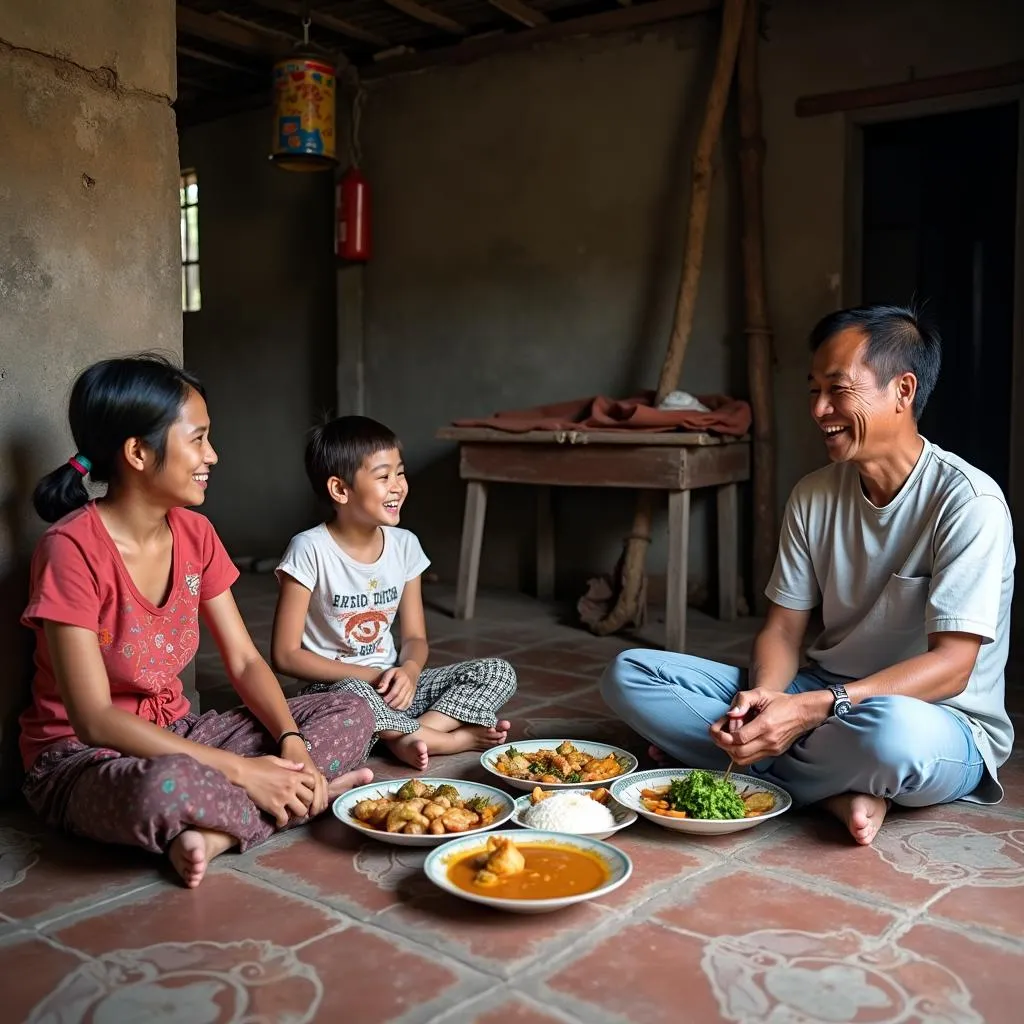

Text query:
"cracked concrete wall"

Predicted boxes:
[[0, 0, 180, 797]]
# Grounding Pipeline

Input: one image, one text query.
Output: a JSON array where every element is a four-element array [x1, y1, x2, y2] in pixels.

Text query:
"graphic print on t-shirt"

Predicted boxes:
[[330, 574, 402, 658]]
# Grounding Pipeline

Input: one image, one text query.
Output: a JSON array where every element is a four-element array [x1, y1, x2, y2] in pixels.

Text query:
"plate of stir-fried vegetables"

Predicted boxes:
[[610, 769, 792, 835], [483, 739, 638, 792]]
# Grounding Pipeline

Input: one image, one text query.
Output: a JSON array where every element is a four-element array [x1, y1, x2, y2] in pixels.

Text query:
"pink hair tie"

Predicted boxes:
[[68, 454, 92, 477]]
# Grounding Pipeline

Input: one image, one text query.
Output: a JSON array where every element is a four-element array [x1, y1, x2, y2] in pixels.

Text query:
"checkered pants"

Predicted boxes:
[[300, 657, 517, 736]]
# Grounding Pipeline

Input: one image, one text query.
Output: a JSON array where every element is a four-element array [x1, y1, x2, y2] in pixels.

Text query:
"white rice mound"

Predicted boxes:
[[523, 792, 616, 833]]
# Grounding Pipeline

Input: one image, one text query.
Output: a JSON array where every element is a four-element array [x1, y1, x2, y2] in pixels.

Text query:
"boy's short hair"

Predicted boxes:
[[305, 415, 401, 500]]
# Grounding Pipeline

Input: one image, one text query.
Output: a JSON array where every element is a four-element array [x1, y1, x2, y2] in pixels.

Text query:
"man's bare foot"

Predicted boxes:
[[385, 732, 430, 771], [327, 766, 374, 800], [648, 745, 683, 766], [823, 792, 889, 846], [168, 828, 235, 889]]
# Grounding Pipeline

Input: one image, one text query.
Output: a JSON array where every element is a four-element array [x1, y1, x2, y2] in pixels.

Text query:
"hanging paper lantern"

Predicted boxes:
[[270, 55, 337, 171]]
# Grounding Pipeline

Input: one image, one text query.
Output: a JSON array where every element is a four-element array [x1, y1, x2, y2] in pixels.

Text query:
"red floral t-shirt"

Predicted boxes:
[[19, 502, 239, 769]]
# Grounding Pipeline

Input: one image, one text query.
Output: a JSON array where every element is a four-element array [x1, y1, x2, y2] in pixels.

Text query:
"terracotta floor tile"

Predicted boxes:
[[0, 932, 88, 1022], [49, 871, 339, 951], [590, 831, 706, 910], [512, 647, 611, 676], [0, 820, 161, 924], [865, 815, 1024, 942], [743, 808, 949, 907], [900, 923, 1023, 1023], [431, 638, 521, 660], [652, 866, 896, 937], [299, 923, 487, 1022], [514, 666, 598, 699], [376, 888, 607, 979], [543, 921, 722, 1023], [243, 818, 427, 919], [470, 994, 577, 1023], [497, 691, 557, 718]]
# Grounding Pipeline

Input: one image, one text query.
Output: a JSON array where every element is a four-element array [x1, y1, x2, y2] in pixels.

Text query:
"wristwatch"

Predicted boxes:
[[278, 730, 312, 753], [828, 684, 852, 719]]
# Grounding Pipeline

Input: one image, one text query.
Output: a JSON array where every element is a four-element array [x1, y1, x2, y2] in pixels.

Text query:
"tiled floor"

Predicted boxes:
[[2, 574, 1022, 1023]]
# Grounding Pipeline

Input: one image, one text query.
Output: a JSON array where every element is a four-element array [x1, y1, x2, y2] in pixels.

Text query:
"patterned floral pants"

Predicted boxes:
[[22, 690, 375, 853]]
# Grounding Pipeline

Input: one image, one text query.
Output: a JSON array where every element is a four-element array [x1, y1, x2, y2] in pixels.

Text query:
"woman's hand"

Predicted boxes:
[[280, 735, 330, 818], [236, 755, 317, 826], [376, 664, 417, 711]]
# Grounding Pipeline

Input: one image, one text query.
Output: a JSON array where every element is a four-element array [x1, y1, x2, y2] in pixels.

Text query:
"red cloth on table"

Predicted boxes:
[[452, 391, 751, 436]]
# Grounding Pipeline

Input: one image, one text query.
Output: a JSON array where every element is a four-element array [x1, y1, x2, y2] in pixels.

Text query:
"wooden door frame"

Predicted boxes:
[[842, 88, 1024, 632]]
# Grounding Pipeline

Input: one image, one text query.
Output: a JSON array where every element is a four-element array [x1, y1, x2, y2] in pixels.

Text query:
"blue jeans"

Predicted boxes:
[[600, 650, 985, 808]]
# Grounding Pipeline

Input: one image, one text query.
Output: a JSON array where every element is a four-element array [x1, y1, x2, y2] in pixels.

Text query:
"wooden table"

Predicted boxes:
[[436, 427, 751, 652]]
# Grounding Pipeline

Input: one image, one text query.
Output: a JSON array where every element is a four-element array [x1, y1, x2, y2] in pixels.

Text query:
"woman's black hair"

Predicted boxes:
[[32, 354, 206, 523]]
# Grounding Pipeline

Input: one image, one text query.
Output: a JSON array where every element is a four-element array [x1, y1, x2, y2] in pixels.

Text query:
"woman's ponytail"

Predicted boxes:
[[32, 461, 90, 523]]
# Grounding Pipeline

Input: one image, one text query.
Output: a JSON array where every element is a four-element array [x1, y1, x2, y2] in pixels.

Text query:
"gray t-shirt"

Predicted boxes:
[[276, 524, 431, 670], [766, 438, 1014, 802]]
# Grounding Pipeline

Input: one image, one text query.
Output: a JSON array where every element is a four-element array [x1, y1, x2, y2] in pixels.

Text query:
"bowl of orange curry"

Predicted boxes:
[[423, 829, 633, 914]]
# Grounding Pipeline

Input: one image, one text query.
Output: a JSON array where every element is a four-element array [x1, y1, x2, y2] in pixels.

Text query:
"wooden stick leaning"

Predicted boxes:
[[738, 0, 777, 613], [592, 0, 747, 637]]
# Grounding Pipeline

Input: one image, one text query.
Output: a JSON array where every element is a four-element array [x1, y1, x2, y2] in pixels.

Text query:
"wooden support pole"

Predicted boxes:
[[738, 0, 776, 613], [592, 0, 746, 638]]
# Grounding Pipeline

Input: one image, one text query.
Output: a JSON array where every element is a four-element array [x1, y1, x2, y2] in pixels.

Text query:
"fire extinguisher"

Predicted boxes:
[[335, 167, 371, 262]]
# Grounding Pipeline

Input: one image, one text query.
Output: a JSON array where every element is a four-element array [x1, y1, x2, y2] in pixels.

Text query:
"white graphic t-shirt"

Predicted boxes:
[[276, 524, 431, 670]]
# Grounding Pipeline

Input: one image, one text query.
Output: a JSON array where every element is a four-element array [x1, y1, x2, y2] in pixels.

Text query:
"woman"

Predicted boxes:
[[19, 355, 375, 888]]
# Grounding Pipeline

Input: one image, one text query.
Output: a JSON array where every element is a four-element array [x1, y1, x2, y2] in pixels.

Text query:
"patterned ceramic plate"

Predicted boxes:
[[480, 739, 638, 792], [424, 828, 633, 914], [610, 768, 792, 835], [332, 777, 516, 847], [510, 790, 637, 840]]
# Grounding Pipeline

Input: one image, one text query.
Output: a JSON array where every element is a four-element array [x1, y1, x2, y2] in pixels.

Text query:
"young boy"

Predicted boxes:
[[272, 416, 516, 771]]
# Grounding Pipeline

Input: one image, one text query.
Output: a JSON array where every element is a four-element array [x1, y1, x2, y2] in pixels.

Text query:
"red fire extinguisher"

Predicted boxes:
[[335, 167, 371, 262]]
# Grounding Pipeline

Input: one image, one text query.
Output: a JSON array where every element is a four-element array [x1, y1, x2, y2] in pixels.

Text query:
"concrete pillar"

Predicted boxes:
[[0, 0, 181, 797]]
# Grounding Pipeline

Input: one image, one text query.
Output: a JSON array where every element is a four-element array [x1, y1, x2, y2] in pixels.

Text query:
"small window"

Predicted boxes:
[[180, 170, 201, 312]]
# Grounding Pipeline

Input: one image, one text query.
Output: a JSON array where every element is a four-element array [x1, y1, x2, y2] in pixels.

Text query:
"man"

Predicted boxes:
[[601, 304, 1015, 845]]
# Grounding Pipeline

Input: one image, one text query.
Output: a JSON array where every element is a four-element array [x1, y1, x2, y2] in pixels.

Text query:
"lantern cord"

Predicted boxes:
[[301, 0, 311, 45], [351, 83, 366, 168]]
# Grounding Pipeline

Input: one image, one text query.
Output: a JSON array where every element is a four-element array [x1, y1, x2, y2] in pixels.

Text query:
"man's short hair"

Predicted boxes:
[[809, 304, 942, 419], [304, 415, 401, 500]]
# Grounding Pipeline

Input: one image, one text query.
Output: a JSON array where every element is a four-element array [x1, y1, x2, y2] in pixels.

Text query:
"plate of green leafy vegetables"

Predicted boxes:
[[609, 769, 791, 835]]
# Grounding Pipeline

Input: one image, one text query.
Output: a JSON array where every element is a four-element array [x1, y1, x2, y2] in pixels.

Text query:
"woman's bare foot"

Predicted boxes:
[[385, 732, 430, 771], [823, 792, 889, 846], [168, 828, 235, 889], [327, 766, 374, 800]]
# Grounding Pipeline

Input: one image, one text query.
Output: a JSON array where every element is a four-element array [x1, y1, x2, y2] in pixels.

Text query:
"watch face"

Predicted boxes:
[[834, 698, 852, 717]]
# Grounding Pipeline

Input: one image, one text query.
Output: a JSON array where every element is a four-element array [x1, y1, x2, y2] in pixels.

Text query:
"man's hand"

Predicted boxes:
[[709, 688, 831, 766], [376, 662, 418, 711]]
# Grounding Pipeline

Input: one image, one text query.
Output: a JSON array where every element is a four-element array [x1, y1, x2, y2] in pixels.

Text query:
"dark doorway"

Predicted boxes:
[[861, 102, 1019, 494]]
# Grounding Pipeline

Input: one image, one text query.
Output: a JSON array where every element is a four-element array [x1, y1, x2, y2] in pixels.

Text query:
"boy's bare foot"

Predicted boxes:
[[327, 766, 374, 800], [441, 721, 511, 754], [168, 828, 235, 889], [385, 733, 430, 771], [823, 792, 889, 846]]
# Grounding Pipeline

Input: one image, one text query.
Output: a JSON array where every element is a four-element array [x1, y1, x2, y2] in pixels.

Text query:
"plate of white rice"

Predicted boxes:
[[511, 790, 637, 840]]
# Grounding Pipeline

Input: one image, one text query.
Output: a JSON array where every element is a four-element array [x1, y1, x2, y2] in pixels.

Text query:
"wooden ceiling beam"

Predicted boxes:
[[796, 59, 1024, 117], [176, 44, 264, 76], [378, 0, 467, 36], [249, 0, 391, 49], [366, 0, 719, 78], [176, 7, 291, 57], [486, 0, 549, 29]]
